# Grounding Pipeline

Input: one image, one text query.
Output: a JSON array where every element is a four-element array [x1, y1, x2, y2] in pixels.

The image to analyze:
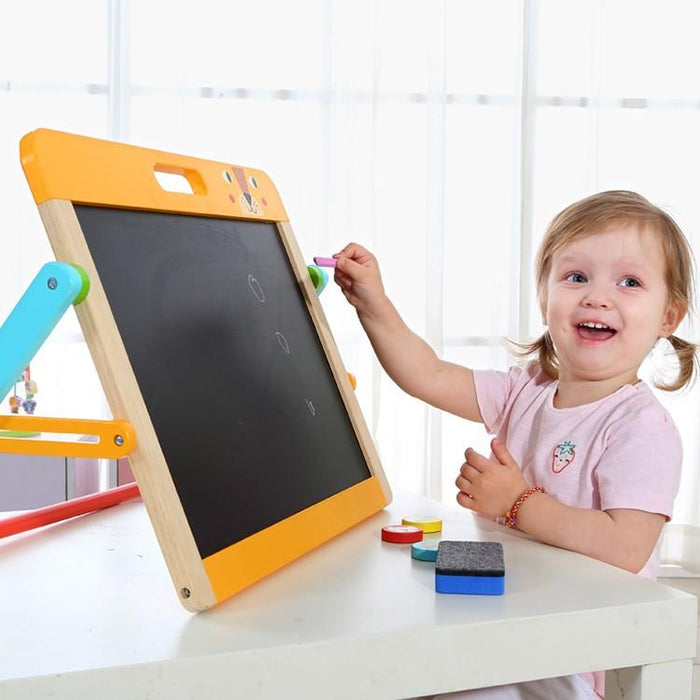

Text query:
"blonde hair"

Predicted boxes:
[[513, 190, 698, 391]]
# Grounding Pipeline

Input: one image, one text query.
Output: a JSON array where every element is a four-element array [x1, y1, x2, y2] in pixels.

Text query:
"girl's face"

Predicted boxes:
[[543, 222, 683, 387]]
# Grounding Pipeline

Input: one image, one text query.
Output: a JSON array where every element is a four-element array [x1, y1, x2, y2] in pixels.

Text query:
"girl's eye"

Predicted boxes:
[[619, 277, 642, 288], [565, 272, 587, 283]]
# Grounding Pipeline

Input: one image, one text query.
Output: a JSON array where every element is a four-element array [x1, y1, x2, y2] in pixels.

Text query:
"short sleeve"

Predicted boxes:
[[596, 409, 682, 519], [472, 365, 526, 434]]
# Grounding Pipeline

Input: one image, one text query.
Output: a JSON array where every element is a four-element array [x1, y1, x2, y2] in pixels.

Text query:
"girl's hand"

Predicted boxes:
[[455, 438, 529, 519], [333, 243, 386, 316]]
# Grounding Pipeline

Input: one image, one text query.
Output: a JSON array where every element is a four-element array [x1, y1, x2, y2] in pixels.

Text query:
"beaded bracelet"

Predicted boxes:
[[505, 486, 546, 529]]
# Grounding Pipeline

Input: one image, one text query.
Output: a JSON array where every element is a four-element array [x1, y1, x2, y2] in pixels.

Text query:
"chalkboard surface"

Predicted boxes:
[[75, 205, 371, 559]]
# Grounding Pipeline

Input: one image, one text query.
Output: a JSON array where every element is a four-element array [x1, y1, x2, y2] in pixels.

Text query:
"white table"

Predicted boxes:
[[0, 491, 696, 699]]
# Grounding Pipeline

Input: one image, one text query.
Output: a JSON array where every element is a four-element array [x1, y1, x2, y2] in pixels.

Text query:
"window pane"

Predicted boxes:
[[0, 94, 108, 322], [537, 1, 596, 97], [375, 0, 521, 96], [130, 0, 327, 90], [596, 109, 700, 211], [596, 0, 700, 99], [444, 105, 518, 339], [0, 1, 108, 83], [372, 103, 429, 334], [539, 0, 700, 100], [445, 0, 521, 95], [327, 0, 375, 93], [374, 0, 434, 93]]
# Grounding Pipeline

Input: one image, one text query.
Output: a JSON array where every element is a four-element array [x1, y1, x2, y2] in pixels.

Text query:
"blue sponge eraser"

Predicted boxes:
[[435, 541, 505, 595]]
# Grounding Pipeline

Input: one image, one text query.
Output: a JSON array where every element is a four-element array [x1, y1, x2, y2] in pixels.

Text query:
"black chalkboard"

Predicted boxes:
[[75, 205, 371, 559]]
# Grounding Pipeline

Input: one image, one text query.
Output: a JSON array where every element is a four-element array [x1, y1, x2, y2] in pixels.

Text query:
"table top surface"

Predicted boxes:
[[0, 490, 696, 696]]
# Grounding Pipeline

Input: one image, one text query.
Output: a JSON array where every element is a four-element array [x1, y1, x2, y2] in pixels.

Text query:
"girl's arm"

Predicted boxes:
[[333, 243, 482, 423], [514, 498, 665, 574], [456, 439, 666, 573]]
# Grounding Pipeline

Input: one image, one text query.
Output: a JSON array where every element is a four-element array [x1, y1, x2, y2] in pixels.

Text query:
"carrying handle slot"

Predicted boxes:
[[153, 164, 207, 195]]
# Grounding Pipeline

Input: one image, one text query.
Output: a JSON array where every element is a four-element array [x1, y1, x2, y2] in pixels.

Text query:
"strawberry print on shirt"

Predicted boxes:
[[552, 441, 576, 473]]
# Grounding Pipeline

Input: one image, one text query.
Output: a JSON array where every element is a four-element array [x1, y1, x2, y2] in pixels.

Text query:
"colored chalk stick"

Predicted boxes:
[[435, 541, 505, 595], [313, 257, 337, 268]]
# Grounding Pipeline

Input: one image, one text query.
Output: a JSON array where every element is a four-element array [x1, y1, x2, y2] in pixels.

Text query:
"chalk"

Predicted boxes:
[[313, 257, 337, 268], [435, 541, 504, 595]]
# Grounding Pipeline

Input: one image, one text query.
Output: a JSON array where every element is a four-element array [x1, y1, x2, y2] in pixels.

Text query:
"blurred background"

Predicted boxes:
[[1, 0, 699, 563]]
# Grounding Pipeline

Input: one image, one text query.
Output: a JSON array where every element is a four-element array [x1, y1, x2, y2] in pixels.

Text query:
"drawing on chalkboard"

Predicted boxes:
[[305, 398, 316, 417], [275, 331, 290, 354], [248, 274, 265, 303]]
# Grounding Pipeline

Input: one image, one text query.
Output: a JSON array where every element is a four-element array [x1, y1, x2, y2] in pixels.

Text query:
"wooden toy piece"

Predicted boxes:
[[21, 128, 391, 612], [435, 541, 505, 595], [381, 524, 423, 543], [0, 415, 134, 459], [0, 262, 88, 405], [307, 264, 329, 294], [0, 251, 137, 537], [411, 539, 440, 561], [401, 515, 442, 533], [0, 482, 140, 539]]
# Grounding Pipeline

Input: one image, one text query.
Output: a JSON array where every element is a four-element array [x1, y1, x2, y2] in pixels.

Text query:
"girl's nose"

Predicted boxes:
[[582, 293, 612, 309]]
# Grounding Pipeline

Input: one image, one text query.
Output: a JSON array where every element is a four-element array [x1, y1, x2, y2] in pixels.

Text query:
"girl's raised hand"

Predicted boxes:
[[333, 243, 386, 316], [455, 438, 529, 519]]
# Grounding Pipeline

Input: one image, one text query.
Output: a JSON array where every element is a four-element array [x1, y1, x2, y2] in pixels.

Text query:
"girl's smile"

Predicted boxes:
[[574, 322, 616, 343]]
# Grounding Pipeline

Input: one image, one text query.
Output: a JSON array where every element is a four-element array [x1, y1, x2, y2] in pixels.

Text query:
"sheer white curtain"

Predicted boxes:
[[2, 1, 700, 560]]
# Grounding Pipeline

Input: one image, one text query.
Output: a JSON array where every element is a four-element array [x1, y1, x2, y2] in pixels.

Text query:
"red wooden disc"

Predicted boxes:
[[381, 524, 423, 543]]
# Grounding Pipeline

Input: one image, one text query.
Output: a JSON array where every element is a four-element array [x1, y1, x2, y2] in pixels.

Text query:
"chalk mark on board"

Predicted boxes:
[[305, 398, 316, 417], [248, 274, 265, 302], [275, 331, 290, 354]]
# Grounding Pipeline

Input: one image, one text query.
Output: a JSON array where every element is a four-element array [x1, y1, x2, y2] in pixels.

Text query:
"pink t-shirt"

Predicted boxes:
[[474, 361, 682, 576], [473, 362, 683, 698]]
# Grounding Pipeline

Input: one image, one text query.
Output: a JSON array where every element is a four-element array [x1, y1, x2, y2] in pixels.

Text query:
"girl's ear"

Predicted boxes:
[[660, 300, 686, 338]]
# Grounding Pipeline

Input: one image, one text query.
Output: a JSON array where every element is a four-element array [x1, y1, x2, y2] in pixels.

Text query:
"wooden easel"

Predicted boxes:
[[0, 261, 137, 538]]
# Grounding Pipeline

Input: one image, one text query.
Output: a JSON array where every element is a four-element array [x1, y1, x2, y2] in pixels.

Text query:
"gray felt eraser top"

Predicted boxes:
[[436, 541, 505, 577]]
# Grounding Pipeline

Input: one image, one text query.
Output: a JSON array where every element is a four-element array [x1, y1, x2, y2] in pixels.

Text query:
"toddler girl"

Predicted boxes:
[[332, 190, 697, 699]]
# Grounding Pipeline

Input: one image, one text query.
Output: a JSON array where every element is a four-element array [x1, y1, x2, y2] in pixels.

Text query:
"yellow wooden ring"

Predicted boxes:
[[401, 515, 442, 533]]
